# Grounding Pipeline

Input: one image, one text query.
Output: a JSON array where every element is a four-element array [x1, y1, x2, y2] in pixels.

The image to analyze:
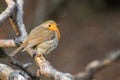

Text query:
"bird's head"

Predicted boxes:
[[41, 20, 61, 40]]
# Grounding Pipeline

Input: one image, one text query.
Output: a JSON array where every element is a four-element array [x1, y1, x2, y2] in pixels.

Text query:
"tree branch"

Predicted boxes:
[[10, 0, 28, 43], [0, 63, 31, 80], [0, 39, 16, 47], [74, 50, 120, 80], [34, 54, 73, 80], [24, 48, 73, 79], [0, 0, 15, 26]]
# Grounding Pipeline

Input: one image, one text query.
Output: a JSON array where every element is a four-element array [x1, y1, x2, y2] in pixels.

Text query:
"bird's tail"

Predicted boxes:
[[9, 45, 24, 57]]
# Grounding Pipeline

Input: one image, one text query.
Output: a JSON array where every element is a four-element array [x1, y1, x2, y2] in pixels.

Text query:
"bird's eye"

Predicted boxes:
[[48, 24, 51, 27]]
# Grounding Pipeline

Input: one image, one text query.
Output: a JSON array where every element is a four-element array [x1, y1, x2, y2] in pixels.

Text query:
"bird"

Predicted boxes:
[[9, 20, 60, 56]]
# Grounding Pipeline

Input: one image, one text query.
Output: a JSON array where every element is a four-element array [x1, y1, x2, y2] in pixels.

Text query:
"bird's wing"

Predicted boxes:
[[25, 29, 54, 48]]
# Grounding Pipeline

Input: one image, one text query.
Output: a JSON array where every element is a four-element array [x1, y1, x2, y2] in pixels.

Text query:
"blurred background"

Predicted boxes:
[[0, 0, 120, 80]]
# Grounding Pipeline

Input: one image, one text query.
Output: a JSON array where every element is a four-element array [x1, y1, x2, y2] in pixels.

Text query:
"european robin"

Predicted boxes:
[[9, 20, 60, 56]]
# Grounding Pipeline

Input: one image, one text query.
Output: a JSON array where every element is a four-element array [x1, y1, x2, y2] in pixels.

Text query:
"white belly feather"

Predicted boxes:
[[36, 38, 58, 55]]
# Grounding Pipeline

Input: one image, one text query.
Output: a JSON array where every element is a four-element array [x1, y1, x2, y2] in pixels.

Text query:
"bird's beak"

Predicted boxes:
[[48, 23, 61, 40]]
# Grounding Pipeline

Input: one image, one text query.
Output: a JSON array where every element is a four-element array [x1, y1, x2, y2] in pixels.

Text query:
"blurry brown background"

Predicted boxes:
[[0, 0, 120, 80]]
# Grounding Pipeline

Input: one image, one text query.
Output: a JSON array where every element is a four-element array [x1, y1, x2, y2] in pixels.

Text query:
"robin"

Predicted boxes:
[[9, 20, 60, 56]]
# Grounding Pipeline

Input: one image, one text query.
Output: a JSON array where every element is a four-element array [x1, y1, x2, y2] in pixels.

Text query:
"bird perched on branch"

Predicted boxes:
[[9, 20, 60, 56]]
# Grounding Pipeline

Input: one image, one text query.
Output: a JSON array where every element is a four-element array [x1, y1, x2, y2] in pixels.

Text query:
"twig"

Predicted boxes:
[[9, 57, 35, 79], [0, 39, 16, 47], [9, 14, 20, 36], [13, 0, 28, 43], [8, 0, 28, 42], [0, 0, 15, 26], [74, 50, 120, 80]]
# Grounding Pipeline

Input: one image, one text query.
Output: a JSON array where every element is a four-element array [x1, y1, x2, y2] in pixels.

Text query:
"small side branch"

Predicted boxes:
[[9, 15, 20, 36], [9, 56, 34, 79], [9, 0, 28, 43], [14, 0, 28, 42], [0, 39, 16, 47], [0, 0, 15, 26], [74, 50, 120, 80]]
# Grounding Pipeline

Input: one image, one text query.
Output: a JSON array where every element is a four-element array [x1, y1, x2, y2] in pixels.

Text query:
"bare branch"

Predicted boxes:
[[13, 0, 28, 42], [9, 57, 35, 79], [74, 50, 120, 80], [0, 0, 15, 26], [9, 70, 31, 80], [25, 48, 73, 79], [0, 39, 16, 47], [0, 63, 31, 80], [9, 15, 20, 36], [0, 63, 13, 80], [34, 54, 73, 80], [0, 49, 33, 79]]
